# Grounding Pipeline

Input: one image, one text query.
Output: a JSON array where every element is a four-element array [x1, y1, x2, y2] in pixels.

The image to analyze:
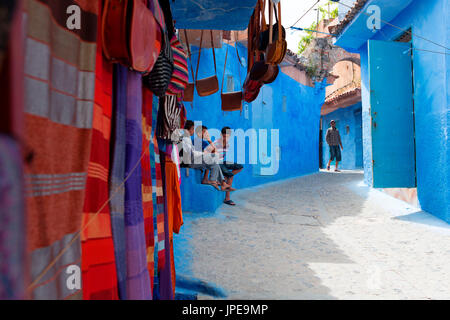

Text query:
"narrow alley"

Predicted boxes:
[[175, 171, 450, 300]]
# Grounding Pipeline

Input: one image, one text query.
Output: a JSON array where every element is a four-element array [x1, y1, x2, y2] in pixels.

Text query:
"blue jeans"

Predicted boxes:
[[329, 145, 341, 162]]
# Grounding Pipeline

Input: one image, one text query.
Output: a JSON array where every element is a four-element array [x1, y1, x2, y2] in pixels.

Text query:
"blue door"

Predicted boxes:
[[368, 40, 416, 188], [354, 108, 363, 168]]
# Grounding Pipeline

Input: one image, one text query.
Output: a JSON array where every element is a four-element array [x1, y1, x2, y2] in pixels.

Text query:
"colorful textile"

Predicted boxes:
[[0, 136, 26, 300], [151, 96, 166, 273], [158, 156, 174, 300], [124, 71, 152, 300], [165, 156, 183, 297], [142, 87, 155, 294], [81, 0, 118, 300], [24, 0, 99, 300], [109, 65, 128, 300], [167, 36, 189, 95]]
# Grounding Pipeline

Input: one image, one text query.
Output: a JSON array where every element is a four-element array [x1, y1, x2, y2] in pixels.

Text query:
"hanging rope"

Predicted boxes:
[[289, 0, 320, 28], [290, 26, 338, 37]]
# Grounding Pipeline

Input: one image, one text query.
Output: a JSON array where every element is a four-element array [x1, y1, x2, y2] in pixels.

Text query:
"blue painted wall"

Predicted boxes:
[[346, 0, 450, 221], [321, 102, 363, 170], [181, 42, 326, 210]]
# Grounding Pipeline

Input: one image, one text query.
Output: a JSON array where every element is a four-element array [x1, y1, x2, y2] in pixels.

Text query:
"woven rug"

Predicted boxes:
[[24, 0, 99, 300], [80, 0, 119, 299]]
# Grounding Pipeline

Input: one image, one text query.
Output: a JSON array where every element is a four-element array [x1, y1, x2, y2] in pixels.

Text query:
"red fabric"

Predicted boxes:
[[142, 87, 155, 292], [81, 0, 118, 300], [165, 156, 183, 296]]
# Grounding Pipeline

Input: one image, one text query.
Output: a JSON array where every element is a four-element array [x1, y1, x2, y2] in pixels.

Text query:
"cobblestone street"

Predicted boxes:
[[175, 171, 450, 299]]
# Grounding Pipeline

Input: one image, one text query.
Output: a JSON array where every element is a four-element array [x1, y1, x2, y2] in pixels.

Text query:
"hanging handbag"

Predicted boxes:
[[102, 0, 160, 73], [258, 0, 286, 51], [182, 29, 195, 102], [195, 30, 219, 97], [166, 35, 189, 95], [265, 1, 287, 65], [143, 30, 174, 97], [221, 43, 243, 112], [243, 2, 263, 103]]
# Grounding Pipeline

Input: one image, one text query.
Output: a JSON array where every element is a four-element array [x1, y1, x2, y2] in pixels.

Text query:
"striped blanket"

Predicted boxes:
[[124, 71, 151, 300], [81, 0, 118, 299], [24, 0, 98, 300], [151, 95, 166, 276], [142, 87, 155, 294]]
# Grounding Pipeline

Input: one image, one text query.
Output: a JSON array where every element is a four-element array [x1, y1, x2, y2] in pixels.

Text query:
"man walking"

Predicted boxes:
[[325, 120, 343, 172]]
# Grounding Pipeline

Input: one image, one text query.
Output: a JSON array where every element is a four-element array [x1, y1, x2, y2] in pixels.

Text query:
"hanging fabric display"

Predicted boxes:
[[164, 156, 183, 297], [142, 87, 155, 293], [156, 94, 181, 141], [150, 95, 166, 281], [81, 1, 119, 299], [109, 64, 128, 300], [124, 71, 152, 300], [24, 0, 99, 300], [158, 156, 174, 300]]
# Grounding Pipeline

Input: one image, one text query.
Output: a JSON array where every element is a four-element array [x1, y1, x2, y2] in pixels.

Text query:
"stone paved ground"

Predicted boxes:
[[174, 171, 450, 299]]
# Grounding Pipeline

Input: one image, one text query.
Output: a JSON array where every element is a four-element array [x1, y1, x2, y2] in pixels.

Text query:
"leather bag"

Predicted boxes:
[[265, 1, 287, 65], [258, 0, 286, 51], [195, 30, 219, 97], [182, 29, 195, 102], [221, 42, 243, 112], [243, 2, 263, 102], [243, 72, 262, 102], [102, 0, 160, 73]]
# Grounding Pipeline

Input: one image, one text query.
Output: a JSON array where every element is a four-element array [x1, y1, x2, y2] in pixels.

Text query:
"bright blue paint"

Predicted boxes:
[[335, 0, 414, 51], [183, 42, 325, 198], [321, 103, 363, 170], [171, 0, 257, 30], [369, 40, 416, 188], [338, 0, 450, 222], [180, 169, 224, 213]]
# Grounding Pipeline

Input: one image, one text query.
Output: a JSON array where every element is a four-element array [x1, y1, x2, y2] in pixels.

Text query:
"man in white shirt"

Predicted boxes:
[[174, 121, 232, 191]]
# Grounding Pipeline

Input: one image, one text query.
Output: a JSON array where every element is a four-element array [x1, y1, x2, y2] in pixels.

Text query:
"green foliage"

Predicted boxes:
[[297, 1, 338, 55]]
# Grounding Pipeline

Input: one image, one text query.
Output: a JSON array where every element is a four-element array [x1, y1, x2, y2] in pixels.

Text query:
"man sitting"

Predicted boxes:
[[206, 126, 243, 205], [175, 120, 232, 191]]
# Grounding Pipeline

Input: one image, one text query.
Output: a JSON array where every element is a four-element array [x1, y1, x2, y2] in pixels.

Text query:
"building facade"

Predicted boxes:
[[333, 0, 450, 222]]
